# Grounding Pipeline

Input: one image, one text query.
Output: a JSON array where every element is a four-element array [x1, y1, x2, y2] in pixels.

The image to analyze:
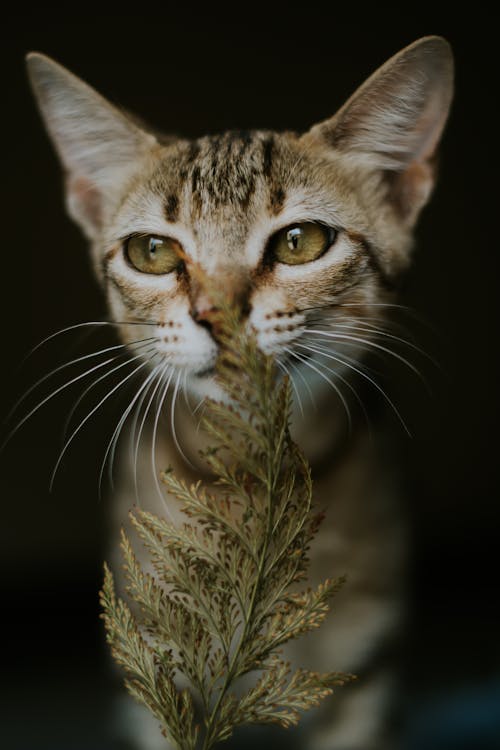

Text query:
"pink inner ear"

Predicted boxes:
[[389, 161, 434, 223], [68, 175, 102, 230]]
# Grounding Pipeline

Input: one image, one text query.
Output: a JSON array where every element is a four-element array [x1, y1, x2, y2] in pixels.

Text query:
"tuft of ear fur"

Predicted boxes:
[[26, 53, 157, 239], [303, 36, 454, 225]]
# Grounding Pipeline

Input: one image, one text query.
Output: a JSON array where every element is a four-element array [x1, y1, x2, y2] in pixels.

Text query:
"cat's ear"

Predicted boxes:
[[26, 53, 157, 239], [302, 36, 454, 225]]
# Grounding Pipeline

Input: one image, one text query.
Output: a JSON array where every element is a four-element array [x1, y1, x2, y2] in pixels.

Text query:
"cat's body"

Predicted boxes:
[[112, 402, 405, 750], [26, 37, 453, 749]]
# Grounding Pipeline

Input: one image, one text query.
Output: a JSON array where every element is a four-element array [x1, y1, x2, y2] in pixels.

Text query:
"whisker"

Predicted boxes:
[[193, 394, 207, 415], [296, 341, 411, 436], [49, 355, 156, 491], [61, 342, 156, 443], [1, 350, 150, 453], [151, 369, 176, 520], [18, 319, 158, 368], [276, 358, 305, 418], [170, 370, 196, 470], [108, 360, 165, 490], [282, 352, 316, 413], [193, 390, 208, 438], [282, 351, 317, 413], [283, 346, 352, 434], [128, 362, 162, 467], [300, 336, 382, 378], [99, 359, 163, 499], [335, 302, 440, 333], [307, 312, 400, 335], [305, 319, 437, 366], [286, 355, 317, 410], [293, 344, 370, 431], [303, 329, 426, 383], [182, 372, 204, 433], [7, 337, 157, 425], [181, 370, 193, 416], [133, 364, 170, 506], [305, 312, 422, 350], [337, 303, 414, 311]]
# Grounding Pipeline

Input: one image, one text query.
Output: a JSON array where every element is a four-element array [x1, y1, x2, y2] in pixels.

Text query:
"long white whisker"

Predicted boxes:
[[335, 301, 436, 329], [133, 364, 170, 506], [194, 398, 208, 437], [170, 371, 196, 470], [18, 320, 158, 368], [283, 346, 352, 434], [303, 329, 426, 382], [151, 369, 176, 520], [286, 355, 316, 410], [7, 339, 155, 425], [300, 336, 381, 378], [181, 370, 193, 415], [49, 356, 155, 491], [128, 362, 162, 467], [276, 358, 304, 417], [335, 316, 422, 344], [308, 316, 400, 337], [99, 358, 162, 498], [107, 360, 164, 489], [306, 320, 437, 366], [181, 372, 204, 433], [337, 303, 412, 311], [61, 343, 157, 442], [293, 343, 370, 430], [296, 341, 411, 436], [193, 394, 207, 415], [1, 352, 144, 452]]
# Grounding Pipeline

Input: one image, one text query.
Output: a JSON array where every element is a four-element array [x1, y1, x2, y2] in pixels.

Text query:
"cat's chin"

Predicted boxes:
[[186, 371, 229, 403]]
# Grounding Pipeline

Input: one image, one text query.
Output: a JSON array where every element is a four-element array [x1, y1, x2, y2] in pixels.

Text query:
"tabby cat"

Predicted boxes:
[[26, 36, 453, 749]]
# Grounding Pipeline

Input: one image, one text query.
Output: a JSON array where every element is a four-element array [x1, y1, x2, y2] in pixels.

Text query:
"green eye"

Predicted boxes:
[[271, 223, 337, 265], [125, 235, 182, 274]]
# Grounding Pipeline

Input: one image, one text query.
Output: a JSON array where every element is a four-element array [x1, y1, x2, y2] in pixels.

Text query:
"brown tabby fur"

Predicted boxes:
[[27, 37, 453, 749]]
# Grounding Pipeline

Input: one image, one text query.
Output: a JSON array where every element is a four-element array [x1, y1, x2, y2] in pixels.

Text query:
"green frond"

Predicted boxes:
[[100, 291, 353, 749], [100, 564, 198, 749]]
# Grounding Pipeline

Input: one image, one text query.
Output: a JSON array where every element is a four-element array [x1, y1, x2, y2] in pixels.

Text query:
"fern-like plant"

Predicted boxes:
[[100, 298, 353, 749]]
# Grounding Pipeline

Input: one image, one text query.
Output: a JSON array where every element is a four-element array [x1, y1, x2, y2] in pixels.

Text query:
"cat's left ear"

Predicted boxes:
[[302, 36, 454, 225], [26, 53, 158, 239]]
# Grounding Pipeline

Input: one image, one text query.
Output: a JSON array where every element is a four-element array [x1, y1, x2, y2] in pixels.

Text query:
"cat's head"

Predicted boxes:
[[26, 38, 453, 405]]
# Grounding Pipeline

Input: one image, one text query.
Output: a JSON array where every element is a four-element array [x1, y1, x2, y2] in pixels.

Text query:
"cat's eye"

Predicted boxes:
[[270, 223, 337, 265], [125, 235, 182, 274]]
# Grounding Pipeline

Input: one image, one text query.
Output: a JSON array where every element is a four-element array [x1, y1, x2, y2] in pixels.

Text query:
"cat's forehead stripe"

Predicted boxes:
[[172, 131, 288, 216], [261, 134, 275, 178], [164, 194, 179, 223]]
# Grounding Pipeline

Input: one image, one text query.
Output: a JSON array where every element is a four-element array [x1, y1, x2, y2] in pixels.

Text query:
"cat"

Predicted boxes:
[[26, 36, 453, 750]]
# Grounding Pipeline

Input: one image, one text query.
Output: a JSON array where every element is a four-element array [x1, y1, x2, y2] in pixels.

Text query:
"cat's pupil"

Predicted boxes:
[[149, 238, 160, 256], [287, 227, 302, 251]]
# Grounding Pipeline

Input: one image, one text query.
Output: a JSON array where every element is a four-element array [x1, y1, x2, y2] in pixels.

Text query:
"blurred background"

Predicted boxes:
[[0, 9, 498, 750]]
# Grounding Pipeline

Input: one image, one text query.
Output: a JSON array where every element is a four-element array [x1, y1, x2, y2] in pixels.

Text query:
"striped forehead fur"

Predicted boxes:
[[150, 131, 295, 224]]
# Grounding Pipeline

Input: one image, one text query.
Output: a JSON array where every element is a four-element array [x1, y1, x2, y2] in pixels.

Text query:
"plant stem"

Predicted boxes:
[[201, 366, 278, 750]]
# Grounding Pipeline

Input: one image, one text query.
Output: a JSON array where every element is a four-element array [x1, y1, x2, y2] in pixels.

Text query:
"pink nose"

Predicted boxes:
[[191, 304, 220, 331]]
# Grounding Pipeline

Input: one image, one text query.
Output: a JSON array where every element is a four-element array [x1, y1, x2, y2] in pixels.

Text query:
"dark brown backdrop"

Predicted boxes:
[[1, 10, 498, 750]]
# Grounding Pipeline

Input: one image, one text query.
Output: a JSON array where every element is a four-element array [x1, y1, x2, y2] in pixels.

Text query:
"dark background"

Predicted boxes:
[[1, 10, 498, 750]]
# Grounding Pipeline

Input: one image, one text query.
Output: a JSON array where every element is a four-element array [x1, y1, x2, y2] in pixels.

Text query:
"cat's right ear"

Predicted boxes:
[[302, 37, 454, 227], [26, 53, 157, 239]]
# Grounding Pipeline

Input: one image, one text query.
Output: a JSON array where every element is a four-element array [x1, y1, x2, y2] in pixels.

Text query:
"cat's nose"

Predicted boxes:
[[189, 272, 252, 339], [191, 304, 220, 333]]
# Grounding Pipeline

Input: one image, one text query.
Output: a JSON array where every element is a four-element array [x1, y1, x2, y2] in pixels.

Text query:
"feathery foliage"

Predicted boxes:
[[100, 297, 353, 749]]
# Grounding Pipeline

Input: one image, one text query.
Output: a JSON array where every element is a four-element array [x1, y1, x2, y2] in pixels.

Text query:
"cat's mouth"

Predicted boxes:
[[194, 352, 311, 380], [194, 347, 311, 380], [194, 365, 216, 378]]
